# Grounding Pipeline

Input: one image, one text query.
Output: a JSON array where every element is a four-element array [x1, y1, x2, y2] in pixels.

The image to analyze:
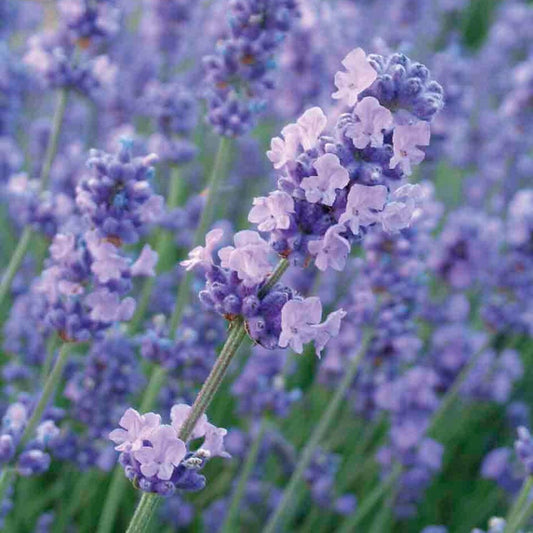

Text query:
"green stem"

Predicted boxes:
[[0, 88, 68, 309], [337, 465, 402, 533], [125, 493, 160, 533], [140, 366, 167, 413], [0, 227, 32, 309], [221, 418, 267, 533], [262, 331, 371, 533], [41, 334, 60, 382], [20, 343, 71, 449], [96, 468, 129, 533], [40, 89, 69, 192], [0, 468, 14, 508], [178, 318, 247, 440], [505, 476, 533, 533]]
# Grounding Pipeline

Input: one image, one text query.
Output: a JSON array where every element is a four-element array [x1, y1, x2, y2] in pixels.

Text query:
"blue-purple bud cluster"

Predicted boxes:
[[203, 0, 300, 136]]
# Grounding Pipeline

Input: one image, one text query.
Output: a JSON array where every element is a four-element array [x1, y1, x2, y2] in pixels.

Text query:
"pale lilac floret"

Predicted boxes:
[[35, 421, 60, 446], [346, 97, 393, 149], [507, 189, 533, 246], [248, 191, 295, 231], [49, 234, 76, 262], [138, 194, 165, 224], [390, 121, 431, 175], [308, 224, 350, 272], [380, 184, 425, 233], [332, 48, 377, 107], [311, 308, 347, 357], [279, 297, 322, 353], [85, 289, 135, 322], [296, 107, 327, 150], [181, 228, 224, 271], [218, 231, 272, 287], [200, 425, 231, 459], [301, 153, 349, 206], [109, 408, 161, 452], [133, 425, 186, 481], [35, 266, 62, 304], [279, 297, 345, 356], [131, 245, 158, 277], [266, 123, 300, 169], [170, 404, 209, 440], [3, 403, 28, 434], [339, 184, 388, 234], [85, 230, 129, 282]]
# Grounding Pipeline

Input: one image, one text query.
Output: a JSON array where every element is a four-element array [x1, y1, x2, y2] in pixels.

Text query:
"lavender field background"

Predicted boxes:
[[0, 0, 532, 532]]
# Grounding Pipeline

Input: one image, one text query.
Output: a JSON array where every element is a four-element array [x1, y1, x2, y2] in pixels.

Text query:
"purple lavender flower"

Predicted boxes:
[[110, 404, 229, 495], [278, 297, 345, 356], [77, 140, 162, 245], [332, 48, 378, 107], [203, 0, 300, 136]]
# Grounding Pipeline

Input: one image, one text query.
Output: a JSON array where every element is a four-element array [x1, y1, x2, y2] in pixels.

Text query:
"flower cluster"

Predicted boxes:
[[183, 228, 345, 355], [141, 80, 198, 165], [0, 401, 60, 478], [23, 32, 117, 98], [30, 141, 160, 342], [76, 139, 163, 244], [203, 0, 300, 136], [259, 48, 443, 268], [110, 405, 229, 496]]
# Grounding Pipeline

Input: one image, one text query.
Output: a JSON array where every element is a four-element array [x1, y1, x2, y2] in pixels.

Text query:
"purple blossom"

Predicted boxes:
[[279, 297, 345, 356], [85, 288, 135, 323], [200, 425, 231, 459], [267, 123, 300, 170], [131, 245, 158, 277], [301, 153, 349, 206], [515, 426, 533, 476], [109, 408, 161, 452], [170, 404, 209, 440], [339, 184, 387, 234], [296, 107, 327, 150], [133, 425, 186, 481], [248, 191, 295, 232], [346, 96, 393, 149], [181, 228, 224, 271], [308, 224, 350, 272], [390, 121, 431, 175], [218, 231, 272, 287], [332, 48, 378, 107]]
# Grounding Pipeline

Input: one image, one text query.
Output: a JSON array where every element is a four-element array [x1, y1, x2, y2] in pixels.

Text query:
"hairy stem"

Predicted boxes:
[[20, 343, 71, 449], [125, 493, 160, 533]]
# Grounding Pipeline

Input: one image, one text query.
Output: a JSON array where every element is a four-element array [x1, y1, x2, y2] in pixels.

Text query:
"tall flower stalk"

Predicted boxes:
[[96, 137, 232, 533]]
